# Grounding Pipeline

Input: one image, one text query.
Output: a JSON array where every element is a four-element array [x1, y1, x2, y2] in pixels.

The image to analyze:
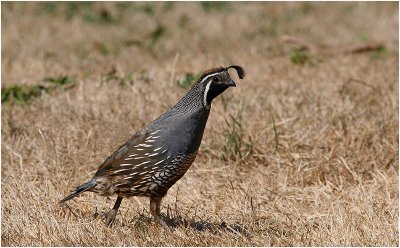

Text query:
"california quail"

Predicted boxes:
[[60, 65, 245, 226]]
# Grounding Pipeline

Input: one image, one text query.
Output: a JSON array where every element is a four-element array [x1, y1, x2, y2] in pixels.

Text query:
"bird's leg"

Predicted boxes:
[[106, 196, 123, 226], [150, 196, 169, 228]]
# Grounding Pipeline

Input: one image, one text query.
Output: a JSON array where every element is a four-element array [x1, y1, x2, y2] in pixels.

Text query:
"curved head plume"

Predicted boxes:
[[225, 65, 245, 79], [200, 65, 245, 82]]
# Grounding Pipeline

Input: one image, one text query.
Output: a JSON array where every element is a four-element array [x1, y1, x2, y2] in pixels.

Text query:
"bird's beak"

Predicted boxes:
[[227, 79, 236, 87]]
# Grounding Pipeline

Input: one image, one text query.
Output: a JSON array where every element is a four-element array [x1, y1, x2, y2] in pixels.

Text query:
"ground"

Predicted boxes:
[[1, 2, 399, 246]]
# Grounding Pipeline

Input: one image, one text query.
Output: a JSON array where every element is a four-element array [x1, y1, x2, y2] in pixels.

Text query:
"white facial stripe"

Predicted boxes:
[[203, 80, 212, 110], [201, 72, 224, 109], [199, 72, 220, 84]]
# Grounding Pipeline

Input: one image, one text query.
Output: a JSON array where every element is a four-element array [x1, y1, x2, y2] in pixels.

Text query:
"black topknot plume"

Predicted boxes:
[[226, 65, 245, 79]]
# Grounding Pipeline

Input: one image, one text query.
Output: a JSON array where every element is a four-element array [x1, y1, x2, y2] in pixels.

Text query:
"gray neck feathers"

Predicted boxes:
[[145, 82, 208, 131], [169, 82, 207, 115]]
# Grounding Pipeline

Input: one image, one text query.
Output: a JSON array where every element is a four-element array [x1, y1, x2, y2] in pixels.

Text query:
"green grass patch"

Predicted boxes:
[[102, 68, 139, 87], [357, 34, 370, 42], [124, 39, 142, 47], [43, 75, 75, 85], [117, 73, 134, 87], [2, 76, 75, 105], [40, 2, 58, 14], [40, 2, 119, 24], [93, 42, 110, 56], [178, 14, 190, 28], [289, 48, 309, 64], [2, 84, 48, 105], [371, 46, 388, 59], [177, 72, 201, 89], [222, 104, 254, 161], [84, 9, 119, 24], [138, 3, 155, 15], [200, 2, 231, 12], [149, 25, 166, 47]]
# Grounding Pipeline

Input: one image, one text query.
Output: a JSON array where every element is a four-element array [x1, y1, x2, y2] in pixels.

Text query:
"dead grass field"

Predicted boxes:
[[1, 2, 399, 246]]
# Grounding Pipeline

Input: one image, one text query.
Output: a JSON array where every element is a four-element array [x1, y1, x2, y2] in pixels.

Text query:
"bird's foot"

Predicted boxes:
[[105, 209, 118, 226], [154, 215, 171, 229]]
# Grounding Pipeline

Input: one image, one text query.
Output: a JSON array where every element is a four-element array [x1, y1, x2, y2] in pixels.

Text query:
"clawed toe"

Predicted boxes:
[[105, 209, 117, 226], [154, 215, 172, 229]]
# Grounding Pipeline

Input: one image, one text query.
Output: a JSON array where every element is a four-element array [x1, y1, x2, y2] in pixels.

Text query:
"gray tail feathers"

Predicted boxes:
[[59, 180, 97, 203]]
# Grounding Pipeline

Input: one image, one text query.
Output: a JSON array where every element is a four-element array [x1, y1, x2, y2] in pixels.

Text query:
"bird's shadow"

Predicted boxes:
[[89, 206, 248, 235], [122, 212, 248, 236], [162, 215, 247, 235]]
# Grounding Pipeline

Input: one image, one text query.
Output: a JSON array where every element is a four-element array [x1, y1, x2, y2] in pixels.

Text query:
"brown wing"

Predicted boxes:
[[94, 129, 169, 178]]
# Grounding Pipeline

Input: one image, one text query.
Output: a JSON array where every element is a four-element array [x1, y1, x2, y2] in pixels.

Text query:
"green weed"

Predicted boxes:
[[102, 68, 138, 87], [2, 75, 75, 105], [143, 4, 155, 15], [162, 2, 174, 11], [371, 46, 388, 59], [124, 40, 142, 47], [178, 15, 190, 29], [289, 48, 309, 64], [39, 2, 120, 24], [43, 75, 75, 85], [201, 2, 231, 12], [116, 2, 159, 16], [119, 73, 134, 86], [177, 73, 201, 89], [221, 104, 254, 161], [135, 3, 155, 15], [116, 2, 132, 11], [64, 2, 92, 19], [149, 25, 166, 47], [2, 84, 47, 105], [84, 8, 119, 24], [300, 2, 315, 14], [40, 2, 58, 14], [357, 34, 370, 42], [93, 42, 110, 56], [40, 2, 93, 19]]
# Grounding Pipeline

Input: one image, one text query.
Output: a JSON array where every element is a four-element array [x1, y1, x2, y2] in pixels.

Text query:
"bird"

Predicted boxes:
[[59, 65, 245, 226]]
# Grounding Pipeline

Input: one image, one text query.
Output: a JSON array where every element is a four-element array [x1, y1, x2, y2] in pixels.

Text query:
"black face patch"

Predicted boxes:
[[205, 80, 230, 106], [199, 65, 245, 108]]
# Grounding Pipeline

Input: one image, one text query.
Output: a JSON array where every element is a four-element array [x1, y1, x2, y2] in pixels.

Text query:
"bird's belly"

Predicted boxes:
[[117, 152, 198, 197]]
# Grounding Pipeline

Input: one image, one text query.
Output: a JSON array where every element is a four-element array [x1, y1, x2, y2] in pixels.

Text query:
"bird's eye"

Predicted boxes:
[[213, 77, 219, 83]]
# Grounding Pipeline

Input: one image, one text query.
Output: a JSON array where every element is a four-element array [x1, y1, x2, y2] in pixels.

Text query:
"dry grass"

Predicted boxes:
[[1, 2, 399, 246]]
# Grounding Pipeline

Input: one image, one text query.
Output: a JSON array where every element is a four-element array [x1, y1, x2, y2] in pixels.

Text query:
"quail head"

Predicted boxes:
[[60, 65, 245, 226]]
